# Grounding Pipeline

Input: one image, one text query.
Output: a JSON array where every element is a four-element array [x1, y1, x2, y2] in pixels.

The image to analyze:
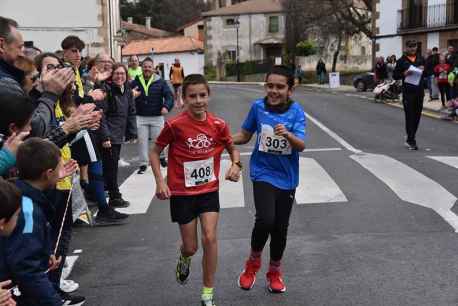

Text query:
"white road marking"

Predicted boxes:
[[219, 159, 245, 208], [222, 147, 342, 158], [304, 111, 362, 154], [351, 153, 458, 232], [295, 157, 347, 204], [61, 255, 79, 280], [427, 156, 458, 169], [117, 167, 167, 214]]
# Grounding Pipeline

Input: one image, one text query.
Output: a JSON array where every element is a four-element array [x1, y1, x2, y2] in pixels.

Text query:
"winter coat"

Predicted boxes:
[[131, 74, 173, 117], [100, 83, 137, 144]]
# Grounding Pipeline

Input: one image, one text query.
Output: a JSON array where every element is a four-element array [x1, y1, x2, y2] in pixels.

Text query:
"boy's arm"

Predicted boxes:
[[149, 144, 170, 199], [224, 142, 242, 182]]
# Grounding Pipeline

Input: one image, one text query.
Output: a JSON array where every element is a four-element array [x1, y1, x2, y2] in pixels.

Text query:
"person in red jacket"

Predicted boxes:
[[434, 54, 451, 108]]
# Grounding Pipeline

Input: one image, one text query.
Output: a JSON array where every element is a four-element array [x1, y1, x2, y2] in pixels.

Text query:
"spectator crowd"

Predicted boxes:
[[374, 45, 458, 120], [0, 15, 177, 306]]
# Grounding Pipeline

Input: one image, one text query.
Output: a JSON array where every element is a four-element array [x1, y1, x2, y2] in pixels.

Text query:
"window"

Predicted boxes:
[[225, 50, 237, 62], [226, 18, 236, 26], [269, 16, 279, 33], [361, 46, 366, 56]]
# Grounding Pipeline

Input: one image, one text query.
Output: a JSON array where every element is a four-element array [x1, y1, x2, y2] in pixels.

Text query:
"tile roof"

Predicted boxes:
[[202, 0, 284, 17], [121, 21, 174, 38], [122, 36, 204, 56]]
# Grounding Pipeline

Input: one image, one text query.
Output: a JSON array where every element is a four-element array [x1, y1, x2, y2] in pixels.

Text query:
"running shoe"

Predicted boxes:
[[176, 254, 191, 285], [137, 165, 147, 174], [60, 279, 79, 293], [237, 258, 261, 290], [404, 141, 418, 150], [266, 270, 286, 293], [201, 297, 216, 306], [60, 291, 85, 306]]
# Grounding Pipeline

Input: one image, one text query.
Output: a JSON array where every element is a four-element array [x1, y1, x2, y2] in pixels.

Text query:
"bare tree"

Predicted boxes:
[[283, 0, 372, 71]]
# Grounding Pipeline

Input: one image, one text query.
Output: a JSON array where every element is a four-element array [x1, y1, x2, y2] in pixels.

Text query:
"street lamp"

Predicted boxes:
[[235, 17, 240, 82]]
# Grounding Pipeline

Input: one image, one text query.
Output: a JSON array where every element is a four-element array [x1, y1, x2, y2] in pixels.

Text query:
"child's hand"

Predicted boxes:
[[156, 181, 171, 200], [274, 124, 290, 138], [48, 255, 62, 271], [58, 159, 79, 179], [0, 280, 12, 306], [225, 164, 241, 182]]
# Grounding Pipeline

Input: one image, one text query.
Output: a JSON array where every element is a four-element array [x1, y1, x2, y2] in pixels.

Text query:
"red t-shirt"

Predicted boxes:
[[156, 111, 233, 196], [434, 63, 451, 84]]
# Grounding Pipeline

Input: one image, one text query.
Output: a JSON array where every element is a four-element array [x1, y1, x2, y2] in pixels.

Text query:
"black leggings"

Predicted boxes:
[[438, 83, 451, 106], [251, 181, 295, 261], [101, 144, 121, 197]]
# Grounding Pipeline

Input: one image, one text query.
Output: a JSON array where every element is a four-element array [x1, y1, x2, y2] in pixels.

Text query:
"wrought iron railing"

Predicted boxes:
[[398, 2, 458, 31]]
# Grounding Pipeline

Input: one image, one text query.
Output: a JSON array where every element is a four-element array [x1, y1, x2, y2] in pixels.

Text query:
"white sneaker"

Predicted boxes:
[[118, 158, 130, 167], [60, 279, 79, 293]]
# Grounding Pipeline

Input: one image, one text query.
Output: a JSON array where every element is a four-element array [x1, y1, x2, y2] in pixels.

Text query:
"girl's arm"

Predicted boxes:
[[232, 129, 253, 145]]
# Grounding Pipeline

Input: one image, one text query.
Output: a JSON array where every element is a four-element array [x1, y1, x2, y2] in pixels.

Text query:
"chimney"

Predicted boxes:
[[127, 17, 133, 24], [145, 17, 151, 29]]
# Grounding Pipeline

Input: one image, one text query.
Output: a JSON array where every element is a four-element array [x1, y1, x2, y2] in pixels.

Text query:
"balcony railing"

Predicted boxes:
[[398, 2, 458, 31]]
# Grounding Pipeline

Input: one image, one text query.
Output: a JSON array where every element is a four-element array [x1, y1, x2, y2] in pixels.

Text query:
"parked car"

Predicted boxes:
[[353, 72, 376, 92]]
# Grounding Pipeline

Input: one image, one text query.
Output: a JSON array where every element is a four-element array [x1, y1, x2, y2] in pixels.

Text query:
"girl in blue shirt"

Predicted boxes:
[[233, 65, 306, 294]]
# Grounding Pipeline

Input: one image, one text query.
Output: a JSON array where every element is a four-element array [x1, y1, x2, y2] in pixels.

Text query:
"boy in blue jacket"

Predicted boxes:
[[1, 138, 74, 306]]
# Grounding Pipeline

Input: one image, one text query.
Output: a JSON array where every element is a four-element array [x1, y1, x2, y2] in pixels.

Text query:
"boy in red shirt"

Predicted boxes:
[[150, 74, 242, 306]]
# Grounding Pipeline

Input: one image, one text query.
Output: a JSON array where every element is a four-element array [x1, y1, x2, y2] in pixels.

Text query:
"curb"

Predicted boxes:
[[208, 81, 264, 86]]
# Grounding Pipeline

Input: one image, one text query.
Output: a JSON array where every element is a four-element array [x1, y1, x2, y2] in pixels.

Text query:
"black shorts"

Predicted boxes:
[[170, 191, 220, 225]]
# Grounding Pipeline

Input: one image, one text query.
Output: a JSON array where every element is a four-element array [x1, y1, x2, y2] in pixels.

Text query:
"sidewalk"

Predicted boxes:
[[303, 83, 454, 119]]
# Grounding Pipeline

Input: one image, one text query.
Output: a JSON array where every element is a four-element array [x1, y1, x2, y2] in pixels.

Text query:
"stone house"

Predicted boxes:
[[203, 0, 372, 72], [374, 0, 458, 58], [0, 0, 124, 60]]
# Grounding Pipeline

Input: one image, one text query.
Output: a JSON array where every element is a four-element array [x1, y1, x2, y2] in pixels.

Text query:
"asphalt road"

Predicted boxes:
[[71, 84, 458, 306]]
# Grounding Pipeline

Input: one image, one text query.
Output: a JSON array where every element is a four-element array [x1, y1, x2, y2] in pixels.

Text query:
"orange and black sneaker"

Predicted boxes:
[[266, 270, 286, 293], [237, 258, 261, 290]]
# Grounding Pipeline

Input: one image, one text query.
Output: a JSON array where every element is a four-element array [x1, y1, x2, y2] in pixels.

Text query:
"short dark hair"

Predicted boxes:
[[406, 40, 417, 47], [16, 138, 61, 181], [142, 57, 154, 65], [0, 94, 34, 137], [0, 16, 18, 43], [112, 63, 128, 75], [34, 52, 62, 73], [61, 35, 85, 51], [182, 74, 210, 97], [265, 65, 295, 89], [0, 179, 21, 221]]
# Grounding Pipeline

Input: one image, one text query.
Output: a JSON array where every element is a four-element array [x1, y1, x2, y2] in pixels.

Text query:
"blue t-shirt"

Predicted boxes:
[[242, 98, 307, 190]]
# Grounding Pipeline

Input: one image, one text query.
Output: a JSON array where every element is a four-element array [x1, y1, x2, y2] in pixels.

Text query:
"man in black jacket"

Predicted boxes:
[[393, 40, 425, 150]]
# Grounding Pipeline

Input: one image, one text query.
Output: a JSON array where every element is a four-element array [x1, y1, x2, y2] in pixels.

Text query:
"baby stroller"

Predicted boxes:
[[373, 80, 401, 102]]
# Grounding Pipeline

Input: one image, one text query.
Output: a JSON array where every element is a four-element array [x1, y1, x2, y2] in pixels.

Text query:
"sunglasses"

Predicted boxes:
[[46, 63, 64, 70]]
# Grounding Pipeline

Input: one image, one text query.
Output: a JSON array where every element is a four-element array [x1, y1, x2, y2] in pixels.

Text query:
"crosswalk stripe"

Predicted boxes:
[[117, 167, 167, 215], [427, 156, 458, 169], [295, 157, 347, 204], [219, 159, 245, 208], [351, 153, 458, 232]]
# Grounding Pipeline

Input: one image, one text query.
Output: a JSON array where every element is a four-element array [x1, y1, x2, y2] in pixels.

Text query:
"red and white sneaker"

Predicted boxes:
[[266, 270, 286, 293], [237, 258, 261, 290]]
